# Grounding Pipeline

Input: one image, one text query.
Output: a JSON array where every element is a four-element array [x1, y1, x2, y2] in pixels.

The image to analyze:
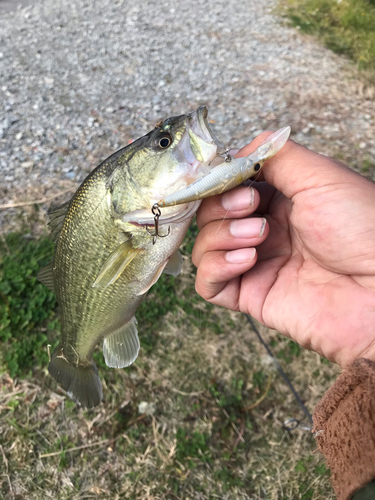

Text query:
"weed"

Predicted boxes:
[[315, 463, 330, 476], [362, 158, 375, 173], [281, 0, 375, 81], [0, 234, 58, 376], [295, 459, 308, 473], [214, 467, 244, 492], [175, 428, 211, 467], [253, 370, 265, 389], [278, 339, 302, 363]]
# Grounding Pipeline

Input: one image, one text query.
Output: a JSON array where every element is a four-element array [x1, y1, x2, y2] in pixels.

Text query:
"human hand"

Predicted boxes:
[[192, 136, 375, 367]]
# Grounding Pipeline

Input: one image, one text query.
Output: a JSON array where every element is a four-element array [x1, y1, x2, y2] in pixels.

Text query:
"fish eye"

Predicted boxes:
[[157, 134, 172, 149]]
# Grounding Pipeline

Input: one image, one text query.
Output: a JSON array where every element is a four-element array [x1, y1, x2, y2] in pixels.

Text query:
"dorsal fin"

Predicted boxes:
[[37, 261, 55, 292], [47, 199, 71, 242]]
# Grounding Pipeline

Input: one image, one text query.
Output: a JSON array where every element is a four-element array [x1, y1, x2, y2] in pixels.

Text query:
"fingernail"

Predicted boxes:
[[230, 218, 266, 238], [225, 248, 256, 264], [222, 187, 254, 211]]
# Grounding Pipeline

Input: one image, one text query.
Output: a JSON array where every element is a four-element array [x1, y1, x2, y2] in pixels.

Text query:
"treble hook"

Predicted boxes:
[[208, 147, 232, 166], [146, 203, 171, 244]]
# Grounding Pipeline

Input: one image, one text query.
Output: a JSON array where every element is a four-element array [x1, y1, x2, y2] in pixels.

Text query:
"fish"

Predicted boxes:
[[38, 106, 290, 408]]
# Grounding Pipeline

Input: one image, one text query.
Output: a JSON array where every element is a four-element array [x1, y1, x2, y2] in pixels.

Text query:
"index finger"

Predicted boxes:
[[196, 186, 260, 230]]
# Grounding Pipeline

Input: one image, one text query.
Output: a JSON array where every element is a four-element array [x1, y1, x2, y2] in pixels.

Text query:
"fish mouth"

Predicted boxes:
[[182, 105, 224, 171], [123, 106, 224, 227], [189, 105, 224, 153]]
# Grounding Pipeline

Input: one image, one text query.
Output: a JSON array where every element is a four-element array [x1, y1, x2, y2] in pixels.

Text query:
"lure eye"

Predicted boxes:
[[157, 134, 172, 149]]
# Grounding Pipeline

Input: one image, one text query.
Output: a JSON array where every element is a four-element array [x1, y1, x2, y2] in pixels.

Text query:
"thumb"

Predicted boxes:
[[236, 134, 363, 200]]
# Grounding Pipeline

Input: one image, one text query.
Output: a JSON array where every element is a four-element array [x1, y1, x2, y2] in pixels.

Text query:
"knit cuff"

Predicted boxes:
[[313, 358, 375, 500]]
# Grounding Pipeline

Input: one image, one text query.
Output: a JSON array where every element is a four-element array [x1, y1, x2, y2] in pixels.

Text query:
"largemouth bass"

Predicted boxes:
[[38, 106, 290, 408]]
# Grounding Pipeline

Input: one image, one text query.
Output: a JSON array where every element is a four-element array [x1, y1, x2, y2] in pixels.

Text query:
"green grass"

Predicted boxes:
[[0, 234, 58, 377], [281, 0, 375, 78], [0, 227, 339, 499]]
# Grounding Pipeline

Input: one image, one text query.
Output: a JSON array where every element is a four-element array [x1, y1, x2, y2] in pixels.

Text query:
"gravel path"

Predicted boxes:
[[0, 0, 375, 233]]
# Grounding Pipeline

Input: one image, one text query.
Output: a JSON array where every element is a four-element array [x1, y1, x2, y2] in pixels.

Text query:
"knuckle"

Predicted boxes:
[[195, 269, 210, 300]]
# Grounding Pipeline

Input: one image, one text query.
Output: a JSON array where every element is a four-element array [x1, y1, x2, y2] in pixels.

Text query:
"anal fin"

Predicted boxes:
[[103, 317, 140, 369]]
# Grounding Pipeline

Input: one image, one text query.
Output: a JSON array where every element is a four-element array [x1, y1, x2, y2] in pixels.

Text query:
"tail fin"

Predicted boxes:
[[48, 346, 102, 408]]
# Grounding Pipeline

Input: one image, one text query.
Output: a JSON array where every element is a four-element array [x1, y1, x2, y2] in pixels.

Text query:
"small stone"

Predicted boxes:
[[2, 119, 10, 130], [65, 170, 76, 180], [138, 401, 156, 415], [21, 161, 34, 169], [9, 115, 19, 125]]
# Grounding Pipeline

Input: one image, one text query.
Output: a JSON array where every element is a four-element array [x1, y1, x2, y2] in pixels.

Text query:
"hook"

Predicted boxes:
[[208, 147, 232, 166], [146, 203, 171, 244]]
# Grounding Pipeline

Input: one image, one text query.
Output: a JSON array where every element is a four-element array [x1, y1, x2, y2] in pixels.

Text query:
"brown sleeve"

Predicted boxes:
[[313, 358, 375, 500]]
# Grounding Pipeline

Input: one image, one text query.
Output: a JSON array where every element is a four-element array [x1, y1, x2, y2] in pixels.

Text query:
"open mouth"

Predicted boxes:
[[169, 105, 222, 181], [185, 106, 223, 169], [189, 106, 224, 152]]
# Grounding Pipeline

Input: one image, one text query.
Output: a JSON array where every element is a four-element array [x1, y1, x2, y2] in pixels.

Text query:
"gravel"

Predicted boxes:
[[1, 0, 375, 233]]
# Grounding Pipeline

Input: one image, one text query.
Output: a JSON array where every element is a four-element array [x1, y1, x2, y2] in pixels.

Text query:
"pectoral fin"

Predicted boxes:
[[136, 261, 168, 296], [103, 317, 140, 368], [164, 250, 183, 276], [37, 261, 55, 292], [136, 250, 183, 296], [92, 240, 141, 288]]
